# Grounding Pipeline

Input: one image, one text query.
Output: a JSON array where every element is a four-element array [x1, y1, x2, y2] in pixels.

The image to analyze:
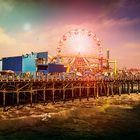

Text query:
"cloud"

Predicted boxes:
[[99, 18, 140, 29], [0, 0, 16, 13], [0, 0, 124, 18], [0, 26, 58, 58], [123, 42, 140, 50], [0, 28, 17, 46]]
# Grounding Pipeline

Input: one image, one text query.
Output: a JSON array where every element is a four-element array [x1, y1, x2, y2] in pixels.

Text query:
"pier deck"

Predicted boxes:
[[0, 77, 140, 111]]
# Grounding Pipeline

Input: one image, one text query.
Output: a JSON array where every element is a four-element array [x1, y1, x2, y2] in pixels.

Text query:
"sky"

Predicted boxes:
[[0, 0, 140, 68]]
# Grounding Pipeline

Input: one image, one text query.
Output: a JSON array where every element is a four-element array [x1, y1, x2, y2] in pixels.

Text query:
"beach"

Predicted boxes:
[[0, 93, 140, 140]]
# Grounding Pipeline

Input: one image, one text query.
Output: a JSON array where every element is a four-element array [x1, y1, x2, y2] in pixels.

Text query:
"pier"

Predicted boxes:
[[0, 76, 140, 111]]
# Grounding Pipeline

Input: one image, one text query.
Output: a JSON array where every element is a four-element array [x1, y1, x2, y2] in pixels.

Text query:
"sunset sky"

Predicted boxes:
[[0, 0, 140, 68]]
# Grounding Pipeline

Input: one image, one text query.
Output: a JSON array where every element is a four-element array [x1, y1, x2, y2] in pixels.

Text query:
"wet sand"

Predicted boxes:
[[0, 93, 140, 140]]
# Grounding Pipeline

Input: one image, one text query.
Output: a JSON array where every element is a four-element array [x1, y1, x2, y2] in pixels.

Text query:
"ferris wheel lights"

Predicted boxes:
[[74, 29, 78, 35], [66, 32, 71, 37], [59, 40, 63, 43], [57, 47, 60, 49], [63, 35, 67, 41], [85, 30, 89, 34], [88, 31, 92, 37], [59, 40, 63, 45], [93, 36, 96, 40], [57, 47, 61, 53], [75, 31, 78, 35], [82, 29, 85, 31], [77, 29, 81, 32], [59, 41, 63, 47], [90, 33, 94, 36], [96, 38, 100, 41]]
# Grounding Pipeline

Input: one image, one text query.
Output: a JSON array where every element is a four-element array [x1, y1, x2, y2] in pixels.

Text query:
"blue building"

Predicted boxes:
[[48, 63, 66, 73], [0, 60, 2, 71], [36, 52, 48, 74], [1, 52, 66, 75], [22, 53, 37, 76], [1, 52, 48, 75], [2, 56, 22, 73]]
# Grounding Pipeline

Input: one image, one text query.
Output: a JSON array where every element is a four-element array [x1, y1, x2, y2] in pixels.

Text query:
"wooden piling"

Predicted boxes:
[[103, 84, 107, 96], [63, 83, 66, 103], [79, 83, 82, 101], [137, 81, 140, 94], [71, 83, 74, 102], [52, 82, 55, 103], [118, 83, 122, 96], [107, 84, 110, 97], [100, 83, 103, 96], [94, 83, 96, 98], [111, 83, 114, 97], [87, 84, 89, 101], [43, 87, 46, 104], [131, 82, 134, 93], [30, 87, 33, 107], [127, 82, 130, 95], [123, 82, 126, 93], [3, 90, 6, 111], [12, 92, 15, 105], [16, 91, 19, 109], [121, 83, 123, 93], [96, 83, 99, 98]]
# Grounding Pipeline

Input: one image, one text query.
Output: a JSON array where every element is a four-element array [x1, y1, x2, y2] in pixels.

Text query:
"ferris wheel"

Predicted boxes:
[[50, 29, 107, 74], [57, 29, 103, 59]]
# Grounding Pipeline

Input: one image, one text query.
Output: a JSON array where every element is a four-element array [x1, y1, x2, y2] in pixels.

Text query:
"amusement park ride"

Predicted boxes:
[[50, 29, 117, 76]]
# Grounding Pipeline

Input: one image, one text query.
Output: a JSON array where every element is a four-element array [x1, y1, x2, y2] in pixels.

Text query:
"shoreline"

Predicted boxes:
[[0, 93, 140, 139], [0, 93, 140, 121]]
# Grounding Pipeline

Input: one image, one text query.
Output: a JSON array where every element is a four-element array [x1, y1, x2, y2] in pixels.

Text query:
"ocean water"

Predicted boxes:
[[0, 94, 140, 140]]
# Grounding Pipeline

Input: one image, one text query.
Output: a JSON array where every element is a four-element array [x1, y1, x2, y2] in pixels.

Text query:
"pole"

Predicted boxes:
[[43, 87, 46, 105], [17, 91, 19, 109], [87, 84, 89, 101], [63, 83, 65, 103], [118, 83, 122, 96], [94, 83, 96, 98], [3, 90, 6, 111], [72, 83, 74, 102], [96, 83, 99, 98], [111, 82, 114, 97], [30, 87, 33, 107], [52, 82, 55, 104], [79, 83, 82, 101], [106, 49, 110, 69], [107, 83, 110, 97], [114, 60, 117, 78], [137, 81, 140, 94]]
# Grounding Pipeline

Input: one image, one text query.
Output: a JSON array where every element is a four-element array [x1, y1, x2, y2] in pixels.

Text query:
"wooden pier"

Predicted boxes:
[[0, 76, 140, 111]]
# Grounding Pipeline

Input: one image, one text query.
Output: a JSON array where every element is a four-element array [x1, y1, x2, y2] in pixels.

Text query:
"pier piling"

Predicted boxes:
[[0, 77, 140, 111]]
